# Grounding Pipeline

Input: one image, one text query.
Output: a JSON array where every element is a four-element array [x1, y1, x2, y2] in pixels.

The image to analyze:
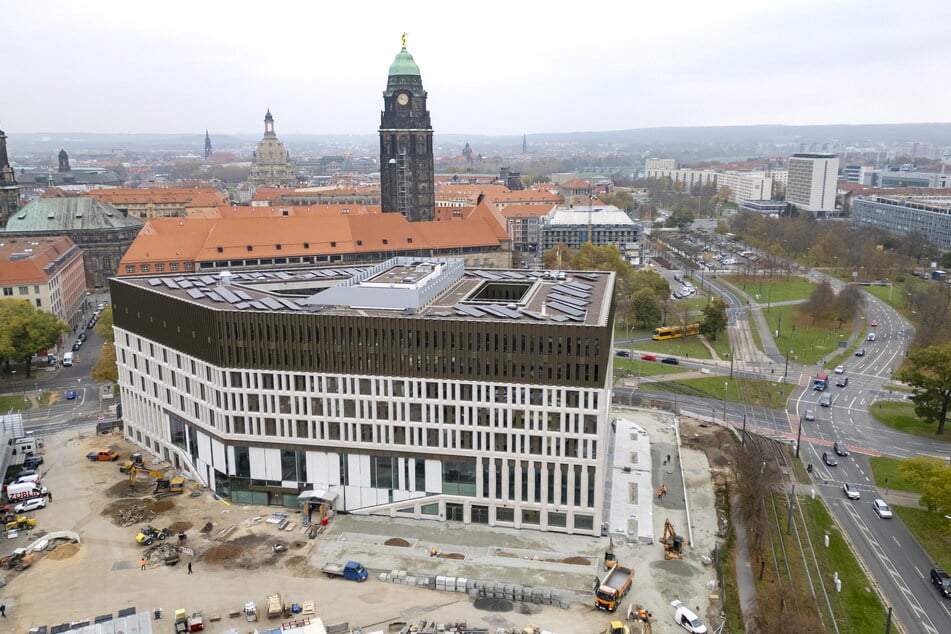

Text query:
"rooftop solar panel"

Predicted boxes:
[[206, 293, 223, 302], [162, 278, 180, 289], [260, 297, 284, 310], [235, 290, 253, 301], [217, 287, 241, 303], [549, 293, 589, 308], [453, 304, 486, 317], [186, 289, 205, 300], [547, 300, 585, 317], [148, 278, 162, 286], [234, 302, 251, 310], [249, 301, 266, 310]]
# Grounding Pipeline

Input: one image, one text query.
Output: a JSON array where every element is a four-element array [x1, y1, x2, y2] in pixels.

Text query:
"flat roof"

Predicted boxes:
[[113, 257, 615, 327]]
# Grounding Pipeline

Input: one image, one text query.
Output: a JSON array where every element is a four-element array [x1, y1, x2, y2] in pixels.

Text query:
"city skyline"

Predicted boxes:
[[5, 1, 951, 136]]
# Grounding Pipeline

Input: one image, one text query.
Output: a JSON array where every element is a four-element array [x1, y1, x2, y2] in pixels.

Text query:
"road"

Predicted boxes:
[[644, 248, 951, 634]]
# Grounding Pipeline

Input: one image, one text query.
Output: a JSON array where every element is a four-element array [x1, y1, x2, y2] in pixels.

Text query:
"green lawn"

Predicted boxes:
[[724, 275, 818, 303], [869, 400, 950, 442], [762, 304, 852, 367], [635, 337, 713, 359], [639, 375, 789, 409], [796, 498, 888, 633], [868, 456, 923, 493], [614, 357, 689, 377], [0, 394, 28, 411], [892, 505, 951, 571]]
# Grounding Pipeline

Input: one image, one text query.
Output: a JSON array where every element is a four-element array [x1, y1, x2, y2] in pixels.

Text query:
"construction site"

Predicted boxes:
[[1, 408, 725, 634]]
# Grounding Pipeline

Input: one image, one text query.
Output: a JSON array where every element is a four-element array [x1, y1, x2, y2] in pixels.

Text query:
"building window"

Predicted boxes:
[[2, 288, 11, 296], [170, 262, 179, 271], [18, 286, 28, 295], [155, 263, 165, 272], [140, 264, 151, 272], [184, 262, 194, 270], [35, 299, 42, 307], [126, 265, 135, 273]]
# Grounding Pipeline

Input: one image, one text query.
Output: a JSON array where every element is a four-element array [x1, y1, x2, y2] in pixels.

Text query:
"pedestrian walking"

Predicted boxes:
[[657, 488, 664, 500], [47, 491, 53, 502], [187, 562, 193, 574], [140, 557, 147, 571], [0, 604, 6, 617], [666, 454, 671, 465], [661, 485, 668, 497]]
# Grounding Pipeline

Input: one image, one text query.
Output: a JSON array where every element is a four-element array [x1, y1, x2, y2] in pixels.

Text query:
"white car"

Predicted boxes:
[[843, 483, 860, 500], [14, 497, 47, 513], [867, 333, 876, 342], [873, 499, 893, 518], [834, 365, 845, 374], [673, 601, 707, 634]]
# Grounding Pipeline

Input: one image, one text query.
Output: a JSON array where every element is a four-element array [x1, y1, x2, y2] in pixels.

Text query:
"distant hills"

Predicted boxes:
[[8, 123, 951, 158]]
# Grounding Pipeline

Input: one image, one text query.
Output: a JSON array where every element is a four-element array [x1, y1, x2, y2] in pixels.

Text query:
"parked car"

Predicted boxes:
[[822, 452, 838, 467], [71, 342, 81, 351], [65, 390, 76, 400], [641, 354, 657, 361], [855, 348, 866, 357], [23, 456, 44, 469], [14, 497, 47, 513], [842, 483, 860, 500], [661, 357, 680, 365], [873, 498, 893, 518], [615, 350, 630, 358], [833, 441, 849, 456]]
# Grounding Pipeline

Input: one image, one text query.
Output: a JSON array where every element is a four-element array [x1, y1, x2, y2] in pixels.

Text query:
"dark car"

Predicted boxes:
[[615, 350, 630, 358], [836, 377, 849, 387], [855, 348, 866, 357], [23, 456, 44, 469], [71, 342, 81, 351], [661, 357, 680, 365], [65, 389, 77, 400], [833, 441, 849, 456], [822, 452, 838, 467], [78, 333, 87, 342], [931, 568, 951, 598]]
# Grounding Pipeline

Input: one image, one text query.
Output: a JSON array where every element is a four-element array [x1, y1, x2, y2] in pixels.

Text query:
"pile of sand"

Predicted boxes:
[[384, 537, 410, 547], [46, 543, 80, 560], [202, 543, 243, 564]]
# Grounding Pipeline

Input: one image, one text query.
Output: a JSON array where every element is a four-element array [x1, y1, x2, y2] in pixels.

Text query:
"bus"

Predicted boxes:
[[652, 323, 701, 341]]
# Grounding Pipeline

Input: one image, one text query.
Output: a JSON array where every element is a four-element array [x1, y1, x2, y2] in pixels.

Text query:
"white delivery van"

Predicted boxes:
[[62, 352, 74, 366]]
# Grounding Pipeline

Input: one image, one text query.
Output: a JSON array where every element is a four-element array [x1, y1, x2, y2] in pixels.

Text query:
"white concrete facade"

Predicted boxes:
[[714, 171, 774, 203], [785, 153, 839, 213]]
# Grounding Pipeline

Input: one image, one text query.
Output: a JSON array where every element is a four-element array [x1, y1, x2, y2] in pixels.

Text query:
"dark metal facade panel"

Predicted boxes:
[[111, 279, 615, 388]]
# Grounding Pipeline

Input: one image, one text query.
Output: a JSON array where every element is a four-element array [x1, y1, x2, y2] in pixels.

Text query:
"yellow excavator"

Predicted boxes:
[[660, 519, 684, 560], [128, 465, 185, 496], [5, 516, 37, 531]]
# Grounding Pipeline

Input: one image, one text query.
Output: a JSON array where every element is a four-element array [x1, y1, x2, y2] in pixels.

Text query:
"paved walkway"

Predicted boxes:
[[731, 494, 757, 630]]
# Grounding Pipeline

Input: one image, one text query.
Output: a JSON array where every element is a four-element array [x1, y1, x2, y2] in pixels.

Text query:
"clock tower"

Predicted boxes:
[[380, 35, 434, 222]]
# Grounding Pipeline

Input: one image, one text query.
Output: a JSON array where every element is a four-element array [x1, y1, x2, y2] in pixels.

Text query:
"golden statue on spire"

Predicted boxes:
[[401, 32, 407, 49]]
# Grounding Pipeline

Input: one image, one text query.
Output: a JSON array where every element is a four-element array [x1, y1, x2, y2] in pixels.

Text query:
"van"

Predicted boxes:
[[15, 473, 40, 486], [820, 393, 832, 407], [62, 351, 74, 366]]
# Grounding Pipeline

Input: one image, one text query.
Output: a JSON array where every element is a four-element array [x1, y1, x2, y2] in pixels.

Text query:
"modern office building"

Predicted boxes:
[[785, 153, 839, 214], [712, 171, 773, 203], [110, 257, 615, 535], [852, 195, 951, 251], [540, 206, 641, 252]]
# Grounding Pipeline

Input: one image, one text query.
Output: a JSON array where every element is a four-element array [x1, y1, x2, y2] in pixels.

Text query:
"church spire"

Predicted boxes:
[[204, 129, 213, 159]]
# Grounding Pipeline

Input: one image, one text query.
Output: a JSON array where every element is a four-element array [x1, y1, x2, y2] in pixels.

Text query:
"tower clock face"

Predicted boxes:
[[396, 93, 410, 106]]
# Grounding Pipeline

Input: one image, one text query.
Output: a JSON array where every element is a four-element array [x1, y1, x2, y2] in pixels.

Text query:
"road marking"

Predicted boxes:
[[892, 536, 901, 547], [914, 566, 922, 577]]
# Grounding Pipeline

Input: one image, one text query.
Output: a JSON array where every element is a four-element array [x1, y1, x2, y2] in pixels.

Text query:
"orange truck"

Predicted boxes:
[[595, 563, 635, 611], [86, 450, 119, 461]]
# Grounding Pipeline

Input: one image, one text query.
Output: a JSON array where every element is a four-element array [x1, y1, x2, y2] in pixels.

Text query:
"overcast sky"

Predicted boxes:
[[5, 1, 950, 136]]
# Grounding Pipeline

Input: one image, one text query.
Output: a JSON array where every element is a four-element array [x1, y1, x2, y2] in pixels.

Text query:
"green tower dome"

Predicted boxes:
[[388, 47, 420, 76]]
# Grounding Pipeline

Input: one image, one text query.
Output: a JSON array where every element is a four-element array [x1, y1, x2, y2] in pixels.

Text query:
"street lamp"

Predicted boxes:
[[722, 381, 729, 423], [784, 349, 793, 382], [833, 256, 839, 277], [795, 414, 803, 458]]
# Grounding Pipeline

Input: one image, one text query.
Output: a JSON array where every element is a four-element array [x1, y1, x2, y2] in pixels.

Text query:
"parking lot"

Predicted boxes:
[[2, 408, 720, 634]]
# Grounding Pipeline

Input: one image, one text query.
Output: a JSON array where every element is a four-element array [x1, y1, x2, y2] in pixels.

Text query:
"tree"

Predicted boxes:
[[94, 305, 115, 342], [831, 285, 864, 330], [699, 298, 729, 341], [0, 299, 71, 377], [801, 280, 836, 325], [91, 342, 118, 383], [629, 288, 663, 329], [900, 456, 951, 517], [666, 208, 694, 229], [896, 343, 951, 435]]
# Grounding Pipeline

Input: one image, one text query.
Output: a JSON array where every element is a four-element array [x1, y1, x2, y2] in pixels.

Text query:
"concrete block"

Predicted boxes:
[[455, 577, 467, 592]]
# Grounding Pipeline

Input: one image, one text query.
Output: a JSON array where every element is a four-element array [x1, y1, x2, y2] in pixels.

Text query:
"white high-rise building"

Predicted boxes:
[[785, 153, 839, 214]]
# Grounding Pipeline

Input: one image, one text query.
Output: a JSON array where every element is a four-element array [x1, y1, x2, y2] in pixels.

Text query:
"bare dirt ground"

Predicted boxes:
[[2, 415, 723, 634]]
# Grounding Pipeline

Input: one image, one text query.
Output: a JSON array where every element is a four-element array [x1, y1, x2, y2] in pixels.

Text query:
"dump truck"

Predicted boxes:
[[595, 563, 635, 611], [321, 560, 368, 582]]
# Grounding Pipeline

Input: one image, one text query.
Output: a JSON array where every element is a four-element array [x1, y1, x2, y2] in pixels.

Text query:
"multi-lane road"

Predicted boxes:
[[634, 254, 951, 633]]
